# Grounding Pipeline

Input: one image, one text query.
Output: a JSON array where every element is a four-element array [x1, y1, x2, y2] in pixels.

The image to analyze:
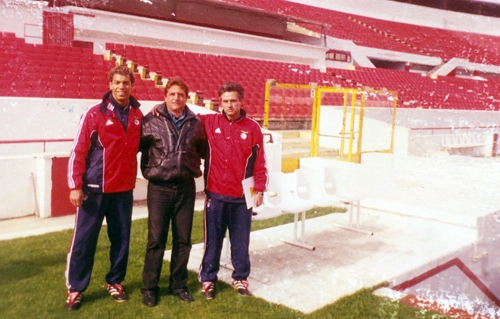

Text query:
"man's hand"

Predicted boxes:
[[150, 103, 162, 116], [254, 193, 263, 208], [70, 189, 84, 207]]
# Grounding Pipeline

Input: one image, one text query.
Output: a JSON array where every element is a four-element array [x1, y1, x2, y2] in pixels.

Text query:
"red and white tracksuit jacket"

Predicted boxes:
[[199, 110, 268, 199], [67, 92, 143, 193]]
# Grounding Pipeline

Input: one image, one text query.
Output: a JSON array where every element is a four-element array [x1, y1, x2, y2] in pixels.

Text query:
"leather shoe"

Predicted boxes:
[[174, 290, 194, 303], [142, 291, 157, 307]]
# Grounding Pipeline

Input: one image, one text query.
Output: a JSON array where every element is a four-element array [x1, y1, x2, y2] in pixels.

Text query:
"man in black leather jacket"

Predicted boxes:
[[139, 78, 206, 307]]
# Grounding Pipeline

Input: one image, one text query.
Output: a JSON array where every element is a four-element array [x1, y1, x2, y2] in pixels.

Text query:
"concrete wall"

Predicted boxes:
[[318, 106, 409, 155], [398, 109, 500, 157], [300, 154, 500, 228], [66, 6, 327, 68], [360, 153, 500, 226], [0, 96, 282, 220], [0, 0, 45, 43], [316, 105, 500, 158], [0, 98, 158, 219], [0, 97, 158, 156], [0, 155, 36, 219]]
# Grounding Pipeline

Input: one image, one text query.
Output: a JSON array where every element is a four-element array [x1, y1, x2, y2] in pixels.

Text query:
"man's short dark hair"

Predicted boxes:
[[218, 82, 244, 100], [108, 65, 135, 84], [164, 77, 190, 97]]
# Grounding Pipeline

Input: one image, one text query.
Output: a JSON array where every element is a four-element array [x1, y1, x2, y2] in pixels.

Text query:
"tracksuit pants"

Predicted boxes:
[[141, 179, 195, 294], [65, 191, 133, 293], [199, 196, 252, 283]]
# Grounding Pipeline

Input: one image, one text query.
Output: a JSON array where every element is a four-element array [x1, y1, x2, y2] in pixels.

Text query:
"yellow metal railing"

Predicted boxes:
[[264, 80, 398, 163]]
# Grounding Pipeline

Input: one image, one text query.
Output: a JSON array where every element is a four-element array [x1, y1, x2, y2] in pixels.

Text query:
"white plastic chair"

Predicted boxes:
[[323, 166, 337, 197], [295, 167, 340, 208], [327, 164, 373, 235], [251, 203, 282, 221], [264, 172, 315, 250]]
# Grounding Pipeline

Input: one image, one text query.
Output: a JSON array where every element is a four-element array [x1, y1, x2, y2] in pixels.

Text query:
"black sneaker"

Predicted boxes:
[[142, 291, 158, 307], [174, 290, 194, 303], [201, 282, 215, 300], [232, 280, 251, 296], [106, 283, 127, 302], [65, 291, 82, 311]]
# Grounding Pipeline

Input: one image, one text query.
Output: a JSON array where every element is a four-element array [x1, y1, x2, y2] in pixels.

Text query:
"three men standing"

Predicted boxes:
[[66, 71, 266, 310]]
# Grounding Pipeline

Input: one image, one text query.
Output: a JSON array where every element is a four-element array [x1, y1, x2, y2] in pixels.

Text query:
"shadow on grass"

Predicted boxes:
[[0, 251, 67, 285]]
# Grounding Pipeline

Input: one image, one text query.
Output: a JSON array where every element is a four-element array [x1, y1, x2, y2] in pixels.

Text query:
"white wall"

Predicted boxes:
[[0, 96, 282, 219], [398, 109, 500, 157], [0, 155, 36, 219], [0, 0, 44, 43], [360, 152, 500, 225], [316, 105, 500, 157], [0, 97, 157, 155], [0, 97, 159, 219], [300, 154, 500, 228], [318, 106, 409, 155]]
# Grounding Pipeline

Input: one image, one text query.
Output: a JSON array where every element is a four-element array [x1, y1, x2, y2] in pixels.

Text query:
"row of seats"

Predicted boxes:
[[222, 0, 500, 65], [331, 67, 500, 110], [0, 34, 167, 100], [261, 162, 372, 250], [106, 42, 340, 117], [3, 32, 500, 114], [107, 39, 500, 111]]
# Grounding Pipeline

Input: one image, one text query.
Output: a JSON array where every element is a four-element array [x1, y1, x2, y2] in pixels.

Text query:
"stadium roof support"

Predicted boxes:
[[54, 0, 330, 46]]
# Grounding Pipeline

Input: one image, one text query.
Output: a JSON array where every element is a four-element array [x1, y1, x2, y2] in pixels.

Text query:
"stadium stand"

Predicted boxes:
[[222, 0, 500, 65], [3, 0, 500, 118], [3, 29, 500, 122], [0, 32, 116, 99], [106, 41, 500, 113]]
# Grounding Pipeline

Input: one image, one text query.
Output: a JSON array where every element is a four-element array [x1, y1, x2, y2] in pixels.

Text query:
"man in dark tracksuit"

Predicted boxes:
[[140, 78, 207, 307], [65, 66, 143, 311]]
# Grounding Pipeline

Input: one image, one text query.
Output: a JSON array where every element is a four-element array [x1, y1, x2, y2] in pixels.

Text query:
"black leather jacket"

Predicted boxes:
[[140, 103, 207, 183]]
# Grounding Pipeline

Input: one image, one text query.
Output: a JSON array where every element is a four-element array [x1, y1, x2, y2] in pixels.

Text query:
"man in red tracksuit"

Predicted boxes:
[[65, 65, 143, 311], [198, 82, 268, 299]]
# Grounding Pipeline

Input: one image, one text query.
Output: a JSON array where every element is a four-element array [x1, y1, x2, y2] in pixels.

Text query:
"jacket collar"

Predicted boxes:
[[222, 108, 246, 122], [157, 102, 197, 120], [99, 91, 141, 114]]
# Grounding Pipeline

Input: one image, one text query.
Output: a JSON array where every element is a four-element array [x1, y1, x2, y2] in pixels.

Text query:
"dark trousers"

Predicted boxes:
[[198, 196, 252, 283], [142, 179, 195, 294], [66, 191, 133, 292]]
